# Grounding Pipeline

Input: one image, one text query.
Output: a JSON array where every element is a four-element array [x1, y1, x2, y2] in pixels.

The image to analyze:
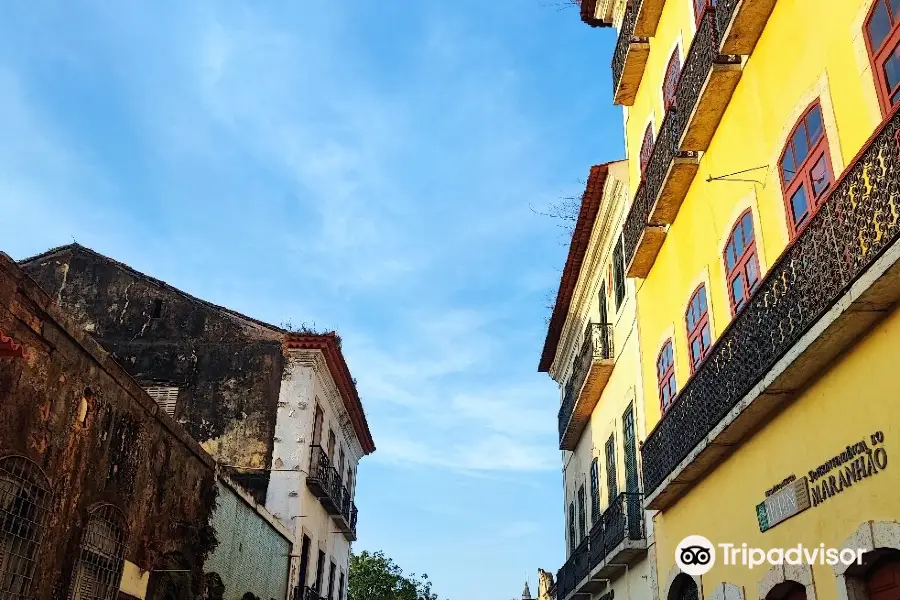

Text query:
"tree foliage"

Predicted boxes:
[[348, 551, 443, 600]]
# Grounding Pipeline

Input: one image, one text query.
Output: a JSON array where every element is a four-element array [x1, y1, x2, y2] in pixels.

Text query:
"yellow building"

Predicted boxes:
[[577, 0, 900, 600], [539, 161, 655, 600]]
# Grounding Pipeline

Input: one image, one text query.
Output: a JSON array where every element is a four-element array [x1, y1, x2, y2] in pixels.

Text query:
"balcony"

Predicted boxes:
[[306, 446, 341, 515], [622, 10, 741, 277], [558, 493, 647, 600], [634, 0, 664, 37], [677, 10, 743, 153], [332, 483, 359, 542], [612, 1, 650, 106], [558, 323, 615, 451], [642, 109, 900, 510], [717, 0, 778, 55]]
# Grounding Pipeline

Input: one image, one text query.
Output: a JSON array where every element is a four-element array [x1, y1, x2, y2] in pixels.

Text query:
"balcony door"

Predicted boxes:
[[315, 550, 326, 594], [298, 535, 311, 588], [312, 405, 324, 446]]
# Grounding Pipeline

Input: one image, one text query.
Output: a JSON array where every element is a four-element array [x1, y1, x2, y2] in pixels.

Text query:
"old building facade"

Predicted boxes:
[[565, 0, 900, 600], [0, 252, 218, 599], [540, 161, 654, 600], [21, 244, 375, 600]]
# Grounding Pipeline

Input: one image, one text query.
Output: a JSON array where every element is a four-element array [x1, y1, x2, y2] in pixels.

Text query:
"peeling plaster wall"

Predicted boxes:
[[0, 254, 218, 600], [22, 246, 285, 503], [266, 352, 361, 595]]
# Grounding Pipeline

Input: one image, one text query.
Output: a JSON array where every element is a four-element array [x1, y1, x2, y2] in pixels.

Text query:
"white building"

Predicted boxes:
[[266, 333, 376, 600]]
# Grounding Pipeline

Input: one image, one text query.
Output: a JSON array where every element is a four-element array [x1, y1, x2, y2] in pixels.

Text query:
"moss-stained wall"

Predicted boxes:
[[0, 253, 218, 599], [21, 245, 285, 503]]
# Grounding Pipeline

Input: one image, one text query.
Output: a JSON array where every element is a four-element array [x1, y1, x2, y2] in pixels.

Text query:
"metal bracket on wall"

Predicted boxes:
[[706, 165, 768, 185]]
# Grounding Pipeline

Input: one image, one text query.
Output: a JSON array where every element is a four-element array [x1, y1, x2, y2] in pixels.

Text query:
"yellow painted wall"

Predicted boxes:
[[652, 303, 900, 600], [626, 0, 885, 433], [615, 0, 899, 596]]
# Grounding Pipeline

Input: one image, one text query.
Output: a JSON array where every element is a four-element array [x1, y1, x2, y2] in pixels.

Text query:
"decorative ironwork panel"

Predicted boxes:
[[558, 323, 616, 444], [308, 446, 332, 489], [642, 110, 900, 495], [716, 0, 739, 48], [573, 537, 590, 587], [611, 1, 641, 94], [588, 520, 605, 570], [349, 503, 358, 539], [623, 182, 651, 269], [68, 504, 128, 600], [0, 456, 51, 600]]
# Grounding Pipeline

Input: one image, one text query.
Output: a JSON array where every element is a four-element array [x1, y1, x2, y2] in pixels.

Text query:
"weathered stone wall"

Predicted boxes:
[[21, 245, 285, 502], [0, 252, 218, 599]]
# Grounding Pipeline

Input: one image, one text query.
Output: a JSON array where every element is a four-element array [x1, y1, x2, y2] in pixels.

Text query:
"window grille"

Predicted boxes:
[[144, 387, 179, 417], [0, 455, 51, 599], [68, 504, 127, 600]]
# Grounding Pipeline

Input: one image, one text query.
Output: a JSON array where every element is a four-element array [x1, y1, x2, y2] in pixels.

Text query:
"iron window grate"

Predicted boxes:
[[0, 455, 51, 600]]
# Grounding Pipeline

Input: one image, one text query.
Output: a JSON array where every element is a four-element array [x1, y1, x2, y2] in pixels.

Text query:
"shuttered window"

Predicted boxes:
[[144, 387, 179, 417]]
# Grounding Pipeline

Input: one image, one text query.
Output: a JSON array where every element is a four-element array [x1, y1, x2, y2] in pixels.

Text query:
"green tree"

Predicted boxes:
[[348, 550, 443, 600]]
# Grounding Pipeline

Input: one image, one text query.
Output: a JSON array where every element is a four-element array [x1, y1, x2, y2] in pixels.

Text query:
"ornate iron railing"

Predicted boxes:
[[611, 1, 642, 95], [328, 465, 343, 504], [308, 446, 332, 489], [642, 109, 900, 494], [715, 0, 740, 48], [350, 503, 358, 538], [588, 518, 606, 570], [672, 9, 740, 141], [556, 536, 589, 600], [558, 323, 615, 441], [602, 492, 645, 552]]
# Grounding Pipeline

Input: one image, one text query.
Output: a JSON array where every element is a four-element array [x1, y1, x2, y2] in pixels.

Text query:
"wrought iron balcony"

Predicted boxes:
[[306, 445, 332, 499], [611, 1, 650, 106], [642, 109, 900, 510], [676, 10, 742, 153], [306, 446, 341, 515], [558, 323, 615, 450], [622, 10, 740, 277], [332, 483, 359, 541], [557, 537, 590, 600], [560, 493, 647, 600], [717, 0, 778, 55]]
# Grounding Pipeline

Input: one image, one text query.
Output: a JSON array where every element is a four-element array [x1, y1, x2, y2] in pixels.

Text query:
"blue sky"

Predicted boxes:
[[0, 2, 623, 598]]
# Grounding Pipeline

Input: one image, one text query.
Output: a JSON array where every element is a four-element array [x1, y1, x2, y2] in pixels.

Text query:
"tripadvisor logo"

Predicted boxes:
[[675, 536, 866, 573], [676, 535, 715, 576]]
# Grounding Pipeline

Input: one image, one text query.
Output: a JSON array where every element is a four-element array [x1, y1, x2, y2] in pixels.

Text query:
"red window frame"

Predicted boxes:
[[640, 123, 654, 175], [663, 49, 681, 110], [778, 101, 834, 238], [864, 0, 900, 116], [693, 0, 716, 25], [685, 284, 711, 373], [723, 210, 761, 314], [657, 340, 677, 413]]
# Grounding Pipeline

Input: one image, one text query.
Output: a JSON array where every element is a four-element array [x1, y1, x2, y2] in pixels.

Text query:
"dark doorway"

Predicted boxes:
[[298, 535, 311, 588], [867, 554, 900, 600]]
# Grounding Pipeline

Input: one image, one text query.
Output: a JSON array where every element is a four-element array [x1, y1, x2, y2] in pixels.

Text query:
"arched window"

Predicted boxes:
[[640, 123, 654, 175], [663, 49, 682, 109], [724, 210, 761, 313], [69, 504, 128, 600], [0, 455, 51, 598], [693, 0, 717, 25], [779, 101, 834, 236], [864, 0, 900, 115], [657, 340, 677, 412], [686, 285, 711, 373], [669, 574, 700, 600]]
